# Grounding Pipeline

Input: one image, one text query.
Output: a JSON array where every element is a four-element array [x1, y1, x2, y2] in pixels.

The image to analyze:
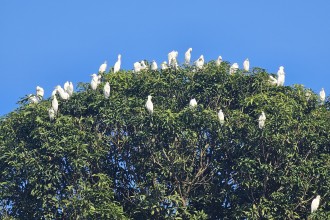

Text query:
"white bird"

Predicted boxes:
[[36, 86, 44, 99], [243, 58, 250, 72], [161, 61, 168, 70], [195, 55, 204, 69], [67, 82, 74, 96], [168, 51, 178, 67], [229, 63, 239, 74], [28, 94, 39, 104], [48, 107, 55, 121], [189, 98, 197, 108], [56, 85, 70, 100], [99, 61, 107, 73], [311, 195, 321, 213], [268, 75, 278, 85], [145, 95, 154, 114], [258, 111, 266, 129], [134, 62, 142, 73], [114, 54, 121, 73], [140, 60, 148, 70], [90, 74, 99, 90], [104, 82, 110, 99], [52, 95, 58, 114], [185, 48, 192, 65], [319, 88, 326, 104], [216, 56, 222, 66], [64, 81, 70, 93], [218, 109, 225, 126], [51, 88, 57, 97], [151, 60, 158, 70], [277, 66, 285, 86]]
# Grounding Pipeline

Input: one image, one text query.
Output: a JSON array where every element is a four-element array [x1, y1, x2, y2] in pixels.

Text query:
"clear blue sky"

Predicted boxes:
[[1, 1, 329, 116]]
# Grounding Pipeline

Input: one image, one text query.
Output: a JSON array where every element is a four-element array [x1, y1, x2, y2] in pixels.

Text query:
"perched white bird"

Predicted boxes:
[[90, 74, 99, 90], [140, 60, 148, 70], [134, 62, 142, 73], [258, 111, 266, 129], [67, 82, 74, 96], [145, 95, 154, 114], [229, 63, 239, 74], [36, 86, 44, 99], [151, 60, 158, 70], [218, 109, 225, 126], [161, 61, 168, 70], [311, 195, 321, 213], [195, 55, 204, 69], [216, 56, 222, 66], [114, 54, 121, 73], [243, 58, 250, 72], [104, 82, 110, 99], [99, 61, 107, 73], [268, 75, 278, 85], [277, 66, 285, 86], [168, 51, 178, 67], [51, 88, 57, 97], [185, 48, 192, 65], [189, 98, 197, 108], [319, 88, 326, 104], [28, 94, 39, 104], [64, 81, 70, 93], [52, 95, 58, 114], [56, 86, 70, 100], [48, 107, 55, 121]]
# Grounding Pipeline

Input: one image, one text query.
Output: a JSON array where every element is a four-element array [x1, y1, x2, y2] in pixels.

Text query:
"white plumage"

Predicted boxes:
[[258, 111, 266, 129], [67, 82, 74, 96], [319, 88, 326, 104], [185, 48, 192, 65], [140, 60, 148, 70], [161, 61, 168, 70], [216, 56, 222, 66], [243, 58, 250, 72], [268, 75, 278, 85], [151, 60, 158, 70], [134, 62, 142, 73], [145, 95, 154, 114], [189, 98, 197, 108], [104, 82, 110, 99], [218, 109, 225, 126], [48, 107, 55, 121], [195, 55, 204, 69], [90, 74, 99, 90], [56, 85, 70, 100], [99, 61, 107, 73], [52, 95, 58, 114], [277, 66, 285, 86], [29, 94, 39, 104], [168, 51, 178, 67], [114, 54, 121, 73], [311, 195, 321, 213], [229, 63, 239, 74], [36, 86, 44, 99]]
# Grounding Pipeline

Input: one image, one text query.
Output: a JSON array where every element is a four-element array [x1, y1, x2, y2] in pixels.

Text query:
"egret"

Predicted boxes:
[[168, 51, 178, 66], [36, 86, 44, 99], [218, 109, 225, 126], [134, 62, 142, 73], [140, 60, 148, 70], [91, 74, 99, 90], [189, 98, 197, 108], [114, 54, 121, 73], [311, 195, 321, 213], [277, 66, 285, 86], [229, 63, 239, 74], [185, 48, 192, 65], [258, 111, 266, 129], [67, 82, 74, 96], [64, 81, 70, 93], [161, 61, 168, 70], [56, 85, 69, 100], [29, 94, 39, 104], [51, 88, 57, 97], [151, 60, 158, 70], [99, 61, 107, 73], [52, 95, 58, 114], [216, 56, 222, 66], [195, 55, 204, 69], [268, 75, 278, 85], [243, 58, 249, 72], [145, 95, 154, 114], [48, 107, 55, 121], [319, 88, 326, 104], [104, 82, 110, 99]]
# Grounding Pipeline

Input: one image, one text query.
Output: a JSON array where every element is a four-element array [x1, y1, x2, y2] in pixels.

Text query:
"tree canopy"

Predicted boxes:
[[0, 61, 329, 219]]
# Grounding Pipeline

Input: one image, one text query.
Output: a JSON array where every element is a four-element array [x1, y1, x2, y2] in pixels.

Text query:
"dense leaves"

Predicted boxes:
[[0, 61, 329, 219]]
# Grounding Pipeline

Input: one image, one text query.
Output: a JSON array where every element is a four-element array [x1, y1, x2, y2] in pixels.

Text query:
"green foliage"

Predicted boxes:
[[0, 61, 329, 219]]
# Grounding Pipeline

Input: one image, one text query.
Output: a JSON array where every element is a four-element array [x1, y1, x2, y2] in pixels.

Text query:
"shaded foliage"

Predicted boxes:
[[0, 61, 329, 219]]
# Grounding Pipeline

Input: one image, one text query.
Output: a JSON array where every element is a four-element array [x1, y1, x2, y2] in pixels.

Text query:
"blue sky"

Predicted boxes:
[[1, 1, 329, 116]]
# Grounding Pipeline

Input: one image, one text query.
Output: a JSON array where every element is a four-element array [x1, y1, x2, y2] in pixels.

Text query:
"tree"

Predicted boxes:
[[0, 60, 329, 219]]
